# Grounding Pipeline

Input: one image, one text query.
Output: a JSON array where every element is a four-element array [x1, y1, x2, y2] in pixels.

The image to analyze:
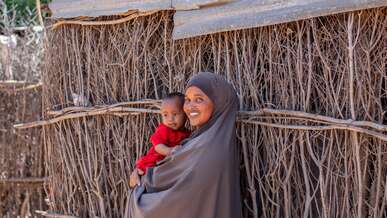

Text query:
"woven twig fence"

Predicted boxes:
[[0, 83, 45, 217], [0, 5, 46, 215], [36, 8, 387, 218]]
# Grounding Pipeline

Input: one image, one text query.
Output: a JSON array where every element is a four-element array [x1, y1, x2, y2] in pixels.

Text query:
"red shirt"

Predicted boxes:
[[136, 123, 191, 173]]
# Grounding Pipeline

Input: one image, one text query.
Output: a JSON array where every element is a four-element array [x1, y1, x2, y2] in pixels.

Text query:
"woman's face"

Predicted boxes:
[[184, 86, 214, 128]]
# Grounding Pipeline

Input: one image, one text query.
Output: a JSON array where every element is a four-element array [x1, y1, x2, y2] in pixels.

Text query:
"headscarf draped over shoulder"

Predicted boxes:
[[126, 72, 242, 218]]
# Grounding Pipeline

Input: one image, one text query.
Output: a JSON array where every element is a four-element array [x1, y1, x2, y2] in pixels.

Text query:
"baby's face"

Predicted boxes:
[[161, 98, 186, 130]]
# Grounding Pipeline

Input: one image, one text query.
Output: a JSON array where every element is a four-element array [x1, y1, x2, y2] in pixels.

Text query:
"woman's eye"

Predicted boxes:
[[195, 98, 203, 103]]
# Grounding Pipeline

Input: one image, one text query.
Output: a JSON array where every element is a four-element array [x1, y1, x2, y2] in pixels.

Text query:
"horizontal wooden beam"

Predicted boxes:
[[12, 101, 387, 141], [0, 81, 42, 93], [0, 177, 47, 185], [35, 210, 78, 218]]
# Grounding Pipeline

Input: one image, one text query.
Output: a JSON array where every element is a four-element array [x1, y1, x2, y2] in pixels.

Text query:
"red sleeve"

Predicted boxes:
[[136, 158, 147, 173], [136, 152, 158, 173], [150, 124, 169, 146]]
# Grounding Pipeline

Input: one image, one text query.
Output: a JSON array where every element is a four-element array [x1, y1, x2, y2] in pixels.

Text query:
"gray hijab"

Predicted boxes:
[[126, 72, 242, 218]]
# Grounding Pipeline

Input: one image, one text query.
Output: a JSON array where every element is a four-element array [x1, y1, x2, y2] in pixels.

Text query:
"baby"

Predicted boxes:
[[135, 92, 191, 175]]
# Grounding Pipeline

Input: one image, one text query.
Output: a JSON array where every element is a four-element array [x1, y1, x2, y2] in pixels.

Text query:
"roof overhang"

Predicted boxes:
[[49, 0, 387, 40]]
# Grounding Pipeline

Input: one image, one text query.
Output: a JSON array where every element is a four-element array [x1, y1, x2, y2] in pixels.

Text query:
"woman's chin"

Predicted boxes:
[[189, 122, 203, 128], [189, 121, 199, 127]]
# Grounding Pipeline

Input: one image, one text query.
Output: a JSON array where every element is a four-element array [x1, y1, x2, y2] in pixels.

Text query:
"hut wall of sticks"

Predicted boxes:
[[28, 1, 387, 217], [0, 82, 44, 217], [0, 7, 45, 216]]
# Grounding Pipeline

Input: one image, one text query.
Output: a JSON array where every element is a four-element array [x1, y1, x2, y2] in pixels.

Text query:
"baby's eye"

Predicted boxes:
[[184, 98, 190, 102]]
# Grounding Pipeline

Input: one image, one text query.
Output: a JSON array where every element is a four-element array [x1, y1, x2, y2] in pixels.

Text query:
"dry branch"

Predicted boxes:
[[35, 210, 78, 218], [47, 99, 161, 116], [14, 107, 160, 129], [240, 120, 387, 142], [241, 108, 387, 131], [15, 106, 387, 141], [52, 10, 160, 29], [0, 80, 39, 87], [0, 177, 46, 184]]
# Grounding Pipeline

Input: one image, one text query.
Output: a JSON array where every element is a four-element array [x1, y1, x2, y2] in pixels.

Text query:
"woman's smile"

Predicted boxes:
[[189, 112, 199, 116]]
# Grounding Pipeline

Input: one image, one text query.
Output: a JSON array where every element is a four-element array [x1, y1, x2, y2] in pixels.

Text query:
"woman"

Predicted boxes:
[[127, 72, 242, 218]]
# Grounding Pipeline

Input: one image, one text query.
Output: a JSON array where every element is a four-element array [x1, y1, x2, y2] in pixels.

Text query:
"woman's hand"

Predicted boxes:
[[129, 168, 144, 188], [171, 145, 182, 155]]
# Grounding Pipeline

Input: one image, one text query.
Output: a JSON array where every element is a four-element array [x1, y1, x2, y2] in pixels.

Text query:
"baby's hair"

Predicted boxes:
[[163, 92, 185, 106]]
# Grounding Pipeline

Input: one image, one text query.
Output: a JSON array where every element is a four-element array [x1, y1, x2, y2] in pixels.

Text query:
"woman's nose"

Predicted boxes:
[[185, 102, 194, 111]]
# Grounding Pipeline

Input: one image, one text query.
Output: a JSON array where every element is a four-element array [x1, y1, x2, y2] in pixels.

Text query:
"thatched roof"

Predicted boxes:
[[50, 0, 387, 39]]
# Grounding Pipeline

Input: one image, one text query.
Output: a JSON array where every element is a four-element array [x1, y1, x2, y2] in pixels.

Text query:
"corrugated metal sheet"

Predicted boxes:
[[49, 0, 172, 18], [173, 0, 387, 39], [49, 0, 228, 18], [49, 0, 387, 39], [173, 0, 231, 10]]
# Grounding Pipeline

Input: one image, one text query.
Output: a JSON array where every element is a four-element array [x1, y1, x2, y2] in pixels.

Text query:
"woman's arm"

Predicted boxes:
[[154, 144, 172, 156]]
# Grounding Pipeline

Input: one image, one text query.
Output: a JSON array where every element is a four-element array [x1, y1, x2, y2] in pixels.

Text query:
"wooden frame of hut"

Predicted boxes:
[[16, 0, 387, 217], [1, 22, 45, 217], [0, 81, 44, 217]]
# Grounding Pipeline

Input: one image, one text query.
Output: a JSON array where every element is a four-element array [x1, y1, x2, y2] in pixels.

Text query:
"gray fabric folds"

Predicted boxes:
[[126, 72, 242, 218]]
